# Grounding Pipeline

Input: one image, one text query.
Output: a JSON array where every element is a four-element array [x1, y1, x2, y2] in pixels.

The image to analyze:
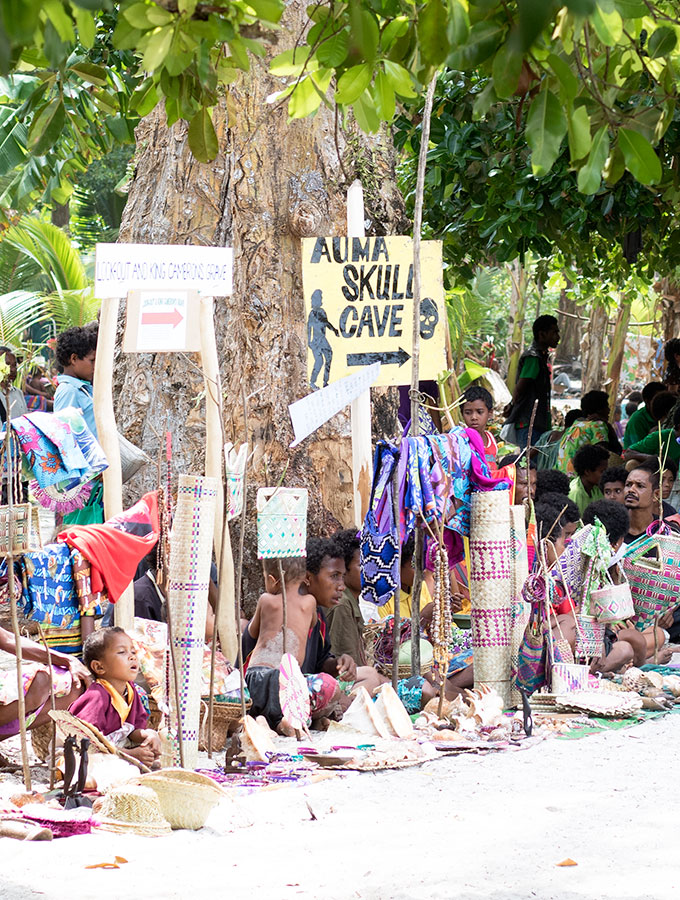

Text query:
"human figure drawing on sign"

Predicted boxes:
[[307, 289, 339, 390]]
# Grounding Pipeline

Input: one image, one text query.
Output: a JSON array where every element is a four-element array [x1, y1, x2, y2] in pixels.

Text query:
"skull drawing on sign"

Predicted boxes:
[[419, 297, 439, 339]]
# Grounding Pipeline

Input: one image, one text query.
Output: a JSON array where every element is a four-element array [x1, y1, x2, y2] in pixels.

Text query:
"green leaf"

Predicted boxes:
[[288, 76, 322, 118], [492, 40, 522, 99], [73, 7, 96, 49], [69, 62, 108, 86], [27, 99, 66, 156], [418, 0, 450, 67], [247, 0, 284, 23], [525, 88, 567, 176], [613, 1, 647, 14], [383, 60, 416, 98], [603, 145, 625, 185], [618, 128, 661, 185], [589, 4, 622, 46], [472, 81, 497, 120], [447, 22, 504, 69], [335, 64, 372, 104], [130, 79, 159, 116], [349, 5, 379, 62], [271, 47, 312, 76], [547, 52, 579, 102], [648, 26, 677, 59], [567, 104, 591, 161], [142, 27, 174, 71], [381, 16, 409, 51], [316, 29, 349, 68], [43, 0, 75, 44], [187, 107, 218, 163], [447, 0, 470, 48], [577, 125, 609, 193], [374, 70, 395, 120], [124, 3, 156, 30], [178, 0, 198, 15], [353, 93, 380, 133]]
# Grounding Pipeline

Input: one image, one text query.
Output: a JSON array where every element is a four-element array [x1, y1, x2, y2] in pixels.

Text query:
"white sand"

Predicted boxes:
[[1, 713, 678, 900]]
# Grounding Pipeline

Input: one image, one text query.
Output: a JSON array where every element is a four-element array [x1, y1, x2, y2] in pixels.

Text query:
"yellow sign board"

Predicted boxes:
[[301, 236, 446, 388]]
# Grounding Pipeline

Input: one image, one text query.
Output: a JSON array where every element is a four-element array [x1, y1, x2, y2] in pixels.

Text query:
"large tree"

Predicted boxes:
[[113, 3, 407, 610]]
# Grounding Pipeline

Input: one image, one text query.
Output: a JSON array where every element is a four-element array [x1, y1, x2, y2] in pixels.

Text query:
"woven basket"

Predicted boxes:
[[0, 503, 31, 553], [30, 722, 54, 762], [590, 582, 634, 623], [199, 698, 252, 751], [574, 615, 606, 658], [96, 784, 171, 836], [379, 662, 433, 679], [469, 491, 512, 706], [552, 662, 589, 693], [621, 530, 680, 630], [256, 487, 308, 559], [509, 504, 530, 707], [136, 768, 224, 830]]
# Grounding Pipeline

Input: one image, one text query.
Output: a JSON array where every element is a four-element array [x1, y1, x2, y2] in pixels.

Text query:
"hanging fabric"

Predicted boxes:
[[359, 441, 400, 607]]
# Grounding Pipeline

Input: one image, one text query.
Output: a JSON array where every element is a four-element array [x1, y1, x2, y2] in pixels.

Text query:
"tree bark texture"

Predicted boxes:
[[114, 3, 406, 617], [556, 284, 581, 362], [606, 295, 632, 418], [580, 304, 609, 394], [505, 260, 528, 392]]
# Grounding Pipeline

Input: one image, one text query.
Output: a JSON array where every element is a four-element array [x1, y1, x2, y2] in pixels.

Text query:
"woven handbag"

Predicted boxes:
[[256, 487, 308, 559], [360, 441, 400, 607], [621, 525, 680, 631]]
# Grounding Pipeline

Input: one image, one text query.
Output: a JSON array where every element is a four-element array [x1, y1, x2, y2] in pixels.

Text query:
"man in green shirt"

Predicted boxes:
[[567, 444, 609, 516], [623, 381, 665, 448], [625, 405, 680, 466]]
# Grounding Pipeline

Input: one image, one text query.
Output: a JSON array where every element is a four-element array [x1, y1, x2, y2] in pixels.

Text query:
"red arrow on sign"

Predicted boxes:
[[141, 308, 183, 328]]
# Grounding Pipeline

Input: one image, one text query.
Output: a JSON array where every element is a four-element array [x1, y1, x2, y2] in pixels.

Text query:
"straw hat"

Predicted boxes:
[[96, 784, 171, 836], [135, 769, 225, 831]]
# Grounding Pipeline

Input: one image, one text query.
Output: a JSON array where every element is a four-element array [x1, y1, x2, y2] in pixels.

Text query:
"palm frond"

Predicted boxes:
[[1, 218, 88, 293], [0, 290, 49, 348], [42, 288, 101, 332]]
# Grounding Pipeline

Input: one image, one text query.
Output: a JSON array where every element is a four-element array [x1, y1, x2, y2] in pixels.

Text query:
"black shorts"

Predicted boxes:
[[245, 666, 283, 729]]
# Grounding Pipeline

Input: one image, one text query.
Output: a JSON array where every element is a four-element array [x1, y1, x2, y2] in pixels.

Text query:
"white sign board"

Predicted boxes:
[[122, 290, 202, 353], [95, 242, 233, 298], [289, 363, 381, 447]]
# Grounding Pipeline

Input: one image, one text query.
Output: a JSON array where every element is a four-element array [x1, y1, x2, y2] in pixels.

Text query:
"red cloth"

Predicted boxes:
[[57, 491, 159, 602]]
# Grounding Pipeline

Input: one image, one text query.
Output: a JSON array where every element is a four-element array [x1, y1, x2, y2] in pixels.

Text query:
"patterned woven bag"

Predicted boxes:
[[256, 487, 308, 559], [621, 525, 680, 631], [360, 442, 400, 607]]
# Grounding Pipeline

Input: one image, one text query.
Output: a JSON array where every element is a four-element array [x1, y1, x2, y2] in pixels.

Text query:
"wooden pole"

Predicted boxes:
[[391, 463, 401, 691], [3, 405, 30, 789], [235, 382, 250, 721], [93, 295, 134, 629], [347, 180, 372, 527], [409, 77, 437, 677]]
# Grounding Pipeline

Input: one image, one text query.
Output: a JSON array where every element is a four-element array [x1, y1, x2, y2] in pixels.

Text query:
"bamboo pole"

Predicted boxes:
[[409, 76, 437, 677], [234, 382, 250, 721]]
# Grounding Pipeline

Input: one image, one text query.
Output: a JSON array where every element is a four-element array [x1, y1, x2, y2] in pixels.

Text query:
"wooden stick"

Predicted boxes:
[[234, 382, 250, 721], [37, 625, 57, 790], [409, 77, 437, 677], [391, 462, 402, 692], [3, 392, 30, 790]]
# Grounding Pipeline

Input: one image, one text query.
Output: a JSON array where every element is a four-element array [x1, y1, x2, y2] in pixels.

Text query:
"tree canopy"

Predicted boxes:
[[3, 0, 680, 201]]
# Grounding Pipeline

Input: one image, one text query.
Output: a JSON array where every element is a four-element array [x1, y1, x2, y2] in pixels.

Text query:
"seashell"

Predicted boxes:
[[662, 675, 680, 697], [645, 671, 664, 690], [621, 667, 644, 691]]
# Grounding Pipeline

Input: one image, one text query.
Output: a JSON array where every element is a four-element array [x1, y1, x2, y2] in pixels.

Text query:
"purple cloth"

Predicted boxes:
[[68, 682, 148, 737]]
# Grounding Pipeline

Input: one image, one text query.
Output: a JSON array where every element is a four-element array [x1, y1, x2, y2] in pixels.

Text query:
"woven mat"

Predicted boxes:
[[640, 664, 680, 676], [556, 707, 680, 740]]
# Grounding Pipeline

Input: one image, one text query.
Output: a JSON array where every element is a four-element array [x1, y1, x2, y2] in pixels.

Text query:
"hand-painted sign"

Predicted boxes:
[[122, 290, 202, 353], [95, 242, 233, 298], [301, 236, 445, 388]]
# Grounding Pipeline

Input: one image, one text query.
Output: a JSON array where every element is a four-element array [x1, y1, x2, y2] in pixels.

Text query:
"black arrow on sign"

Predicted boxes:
[[346, 348, 411, 367]]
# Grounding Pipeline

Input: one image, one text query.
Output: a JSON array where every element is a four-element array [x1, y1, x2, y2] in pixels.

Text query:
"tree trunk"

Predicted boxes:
[[505, 260, 528, 392], [606, 295, 632, 417], [580, 304, 609, 394], [658, 277, 680, 348], [556, 283, 581, 362], [113, 3, 406, 617]]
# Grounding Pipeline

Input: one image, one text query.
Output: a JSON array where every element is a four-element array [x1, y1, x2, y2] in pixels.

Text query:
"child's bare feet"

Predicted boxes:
[[276, 717, 296, 737]]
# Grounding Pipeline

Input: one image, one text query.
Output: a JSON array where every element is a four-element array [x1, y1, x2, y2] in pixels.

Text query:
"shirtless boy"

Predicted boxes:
[[245, 557, 341, 734]]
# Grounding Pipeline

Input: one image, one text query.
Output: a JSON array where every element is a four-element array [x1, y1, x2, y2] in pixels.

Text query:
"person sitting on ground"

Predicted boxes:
[[461, 385, 497, 468], [557, 390, 622, 476], [661, 459, 678, 515], [54, 324, 98, 439], [245, 557, 345, 734], [498, 453, 537, 507], [534, 496, 580, 574], [0, 624, 89, 740], [69, 626, 161, 766], [623, 381, 666, 448], [623, 460, 667, 544], [535, 468, 570, 501], [625, 404, 680, 470], [0, 346, 29, 504], [326, 528, 367, 667], [24, 362, 54, 411], [568, 444, 609, 515]]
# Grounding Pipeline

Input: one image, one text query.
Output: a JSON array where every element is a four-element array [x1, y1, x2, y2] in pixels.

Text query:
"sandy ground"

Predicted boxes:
[[1, 712, 678, 900]]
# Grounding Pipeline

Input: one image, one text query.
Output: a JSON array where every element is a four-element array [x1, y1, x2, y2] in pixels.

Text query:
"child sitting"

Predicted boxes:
[[461, 385, 497, 467], [567, 443, 609, 515], [246, 557, 340, 735], [69, 626, 160, 768]]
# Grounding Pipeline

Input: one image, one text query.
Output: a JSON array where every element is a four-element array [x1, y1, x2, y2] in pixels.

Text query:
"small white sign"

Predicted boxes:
[[95, 242, 233, 298], [289, 363, 381, 447], [122, 290, 202, 353]]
